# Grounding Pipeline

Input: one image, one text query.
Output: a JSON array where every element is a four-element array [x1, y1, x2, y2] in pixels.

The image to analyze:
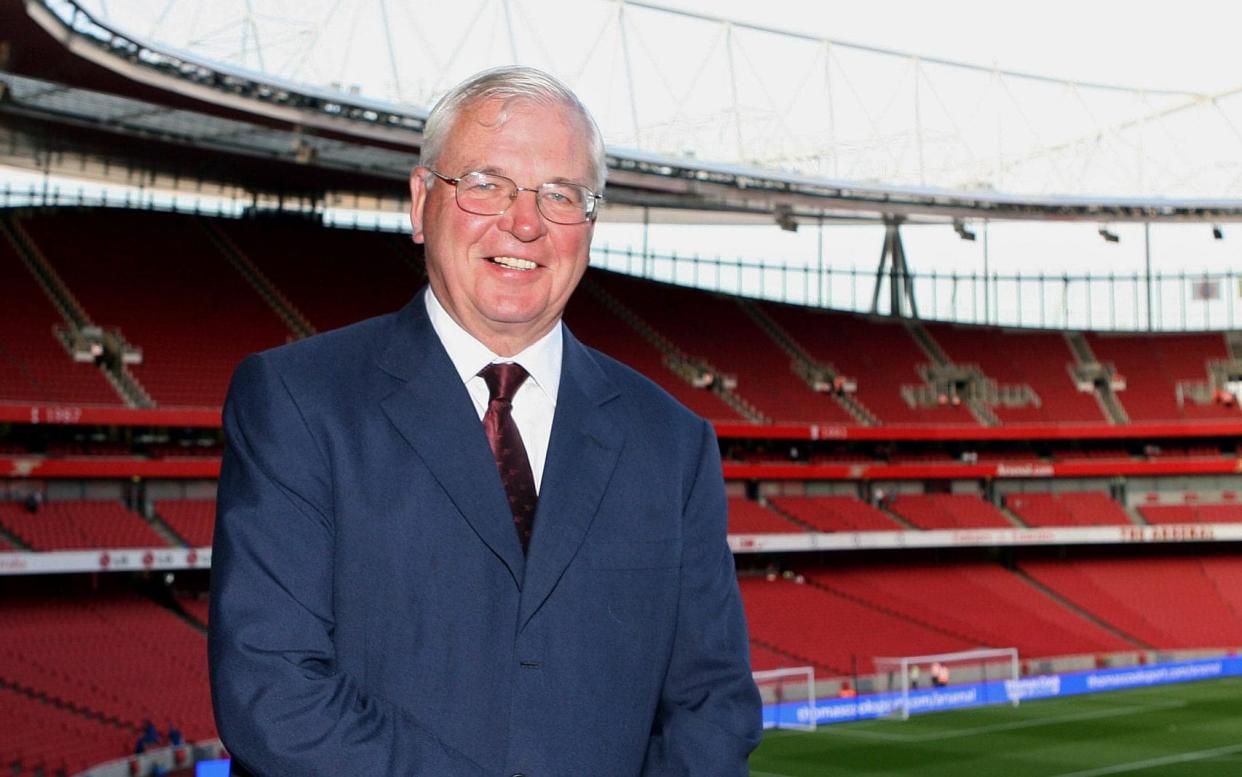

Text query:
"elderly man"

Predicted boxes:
[[209, 66, 761, 776]]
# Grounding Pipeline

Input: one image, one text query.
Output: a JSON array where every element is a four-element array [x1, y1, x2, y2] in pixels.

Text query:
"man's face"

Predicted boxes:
[[410, 97, 597, 355]]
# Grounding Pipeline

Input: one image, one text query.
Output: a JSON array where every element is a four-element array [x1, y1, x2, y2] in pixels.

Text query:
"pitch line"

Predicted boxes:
[[1048, 742, 1242, 777], [813, 700, 1185, 743]]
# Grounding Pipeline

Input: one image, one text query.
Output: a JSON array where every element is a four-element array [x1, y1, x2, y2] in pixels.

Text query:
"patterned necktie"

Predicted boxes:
[[479, 362, 538, 553]]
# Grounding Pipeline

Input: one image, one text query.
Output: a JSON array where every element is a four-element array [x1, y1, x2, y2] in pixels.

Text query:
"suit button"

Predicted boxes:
[[511, 773, 526, 777]]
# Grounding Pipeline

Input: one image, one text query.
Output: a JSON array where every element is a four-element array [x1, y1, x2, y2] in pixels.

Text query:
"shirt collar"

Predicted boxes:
[[424, 287, 562, 405]]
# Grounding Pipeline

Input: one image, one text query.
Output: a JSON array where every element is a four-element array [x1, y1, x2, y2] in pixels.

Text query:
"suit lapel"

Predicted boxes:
[[377, 294, 526, 585], [518, 329, 623, 630]]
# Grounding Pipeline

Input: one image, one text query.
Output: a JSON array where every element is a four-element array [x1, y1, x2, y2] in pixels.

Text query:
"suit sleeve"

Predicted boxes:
[[642, 419, 763, 775], [209, 355, 487, 777]]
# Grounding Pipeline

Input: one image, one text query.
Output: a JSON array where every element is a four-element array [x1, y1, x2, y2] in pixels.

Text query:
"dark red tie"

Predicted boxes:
[[479, 363, 538, 553]]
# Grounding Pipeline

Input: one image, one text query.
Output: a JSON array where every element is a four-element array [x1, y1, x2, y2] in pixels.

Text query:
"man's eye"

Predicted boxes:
[[545, 187, 585, 205]]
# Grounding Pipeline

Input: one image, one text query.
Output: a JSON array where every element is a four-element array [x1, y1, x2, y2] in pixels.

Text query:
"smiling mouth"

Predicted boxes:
[[490, 256, 538, 271]]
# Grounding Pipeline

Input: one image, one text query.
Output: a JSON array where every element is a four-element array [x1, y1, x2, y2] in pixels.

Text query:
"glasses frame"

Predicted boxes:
[[428, 169, 603, 225]]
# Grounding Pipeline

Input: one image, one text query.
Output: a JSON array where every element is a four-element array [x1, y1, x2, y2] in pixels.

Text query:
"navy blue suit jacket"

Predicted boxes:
[[209, 291, 762, 776]]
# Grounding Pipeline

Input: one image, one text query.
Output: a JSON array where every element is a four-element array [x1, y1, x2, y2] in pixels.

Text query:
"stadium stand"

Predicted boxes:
[[1147, 444, 1224, 458], [148, 443, 223, 459], [216, 217, 419, 332], [740, 576, 975, 675], [888, 493, 1013, 529], [564, 285, 744, 422], [591, 272, 855, 423], [758, 301, 977, 425], [0, 592, 215, 742], [154, 500, 216, 547], [46, 442, 132, 457], [1139, 502, 1242, 524], [18, 210, 292, 407], [924, 323, 1107, 423], [766, 495, 904, 532], [0, 500, 168, 550], [1193, 503, 1242, 522], [804, 562, 1134, 660], [177, 595, 211, 628], [6, 5, 1242, 772], [727, 497, 806, 534], [974, 450, 1042, 462], [1085, 332, 1239, 421], [6, 212, 1242, 776], [1199, 556, 1242, 618], [1005, 491, 1134, 527], [0, 684, 133, 777], [0, 230, 123, 406], [887, 451, 957, 464], [1054, 447, 1131, 461], [748, 641, 799, 673], [1021, 556, 1242, 649]]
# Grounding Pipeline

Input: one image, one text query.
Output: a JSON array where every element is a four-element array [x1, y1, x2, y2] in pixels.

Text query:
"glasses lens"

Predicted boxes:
[[454, 172, 513, 216], [538, 183, 591, 224], [448, 171, 595, 223]]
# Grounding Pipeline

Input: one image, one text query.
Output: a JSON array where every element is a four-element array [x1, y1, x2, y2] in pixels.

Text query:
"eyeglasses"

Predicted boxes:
[[429, 170, 603, 225]]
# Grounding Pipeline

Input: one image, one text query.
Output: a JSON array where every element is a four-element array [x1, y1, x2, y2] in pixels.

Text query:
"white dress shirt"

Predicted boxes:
[[424, 289, 561, 493]]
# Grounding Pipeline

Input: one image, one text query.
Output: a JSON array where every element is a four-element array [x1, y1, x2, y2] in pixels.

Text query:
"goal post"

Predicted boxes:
[[753, 666, 817, 731], [873, 647, 1020, 720]]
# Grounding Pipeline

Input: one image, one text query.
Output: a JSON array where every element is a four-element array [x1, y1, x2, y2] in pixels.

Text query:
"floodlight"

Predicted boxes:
[[953, 219, 976, 241], [1213, 225, 1224, 240], [1098, 226, 1120, 243], [774, 204, 798, 232]]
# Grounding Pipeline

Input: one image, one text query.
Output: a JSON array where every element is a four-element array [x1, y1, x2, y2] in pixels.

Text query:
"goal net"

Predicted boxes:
[[753, 666, 817, 731], [873, 647, 1020, 720]]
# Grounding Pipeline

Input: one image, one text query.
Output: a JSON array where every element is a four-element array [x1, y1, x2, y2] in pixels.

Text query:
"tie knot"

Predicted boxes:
[[479, 362, 529, 404]]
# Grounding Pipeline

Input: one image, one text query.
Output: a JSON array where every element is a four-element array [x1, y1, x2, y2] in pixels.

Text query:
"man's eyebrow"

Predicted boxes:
[[459, 165, 590, 187], [440, 161, 496, 175]]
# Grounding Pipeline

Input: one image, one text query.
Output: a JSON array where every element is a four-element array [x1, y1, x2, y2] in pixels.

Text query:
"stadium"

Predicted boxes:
[[2, 0, 1242, 774]]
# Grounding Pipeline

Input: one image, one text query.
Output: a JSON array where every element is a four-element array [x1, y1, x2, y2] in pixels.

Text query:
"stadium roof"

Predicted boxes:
[[3, 0, 1242, 225]]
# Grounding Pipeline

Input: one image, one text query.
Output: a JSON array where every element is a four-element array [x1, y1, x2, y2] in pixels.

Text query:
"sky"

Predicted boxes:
[[18, 0, 1242, 329], [656, 0, 1242, 94]]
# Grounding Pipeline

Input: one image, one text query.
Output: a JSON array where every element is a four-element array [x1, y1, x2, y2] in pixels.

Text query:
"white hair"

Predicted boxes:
[[419, 66, 607, 192]]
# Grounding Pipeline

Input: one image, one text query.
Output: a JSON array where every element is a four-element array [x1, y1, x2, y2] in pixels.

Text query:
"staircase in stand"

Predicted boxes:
[[1065, 331, 1130, 424], [0, 522, 32, 550], [1, 213, 152, 407], [749, 636, 833, 675], [998, 503, 1028, 528], [738, 300, 878, 425], [199, 218, 316, 340], [143, 507, 187, 547], [1, 212, 90, 329], [907, 322, 998, 426], [802, 574, 984, 647], [1011, 566, 1149, 649], [579, 277, 766, 422]]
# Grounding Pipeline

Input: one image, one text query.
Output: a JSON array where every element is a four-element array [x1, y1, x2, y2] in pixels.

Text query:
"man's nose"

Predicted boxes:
[[499, 189, 548, 242]]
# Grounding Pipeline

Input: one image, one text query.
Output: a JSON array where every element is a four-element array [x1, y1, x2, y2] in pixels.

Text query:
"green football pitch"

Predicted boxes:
[[750, 676, 1242, 777]]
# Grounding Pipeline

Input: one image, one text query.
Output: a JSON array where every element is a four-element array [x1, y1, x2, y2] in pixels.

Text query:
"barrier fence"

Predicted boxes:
[[3, 182, 1238, 332], [590, 243, 1242, 333]]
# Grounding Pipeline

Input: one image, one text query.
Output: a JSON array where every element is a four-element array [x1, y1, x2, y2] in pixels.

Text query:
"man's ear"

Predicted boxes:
[[409, 166, 429, 244]]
